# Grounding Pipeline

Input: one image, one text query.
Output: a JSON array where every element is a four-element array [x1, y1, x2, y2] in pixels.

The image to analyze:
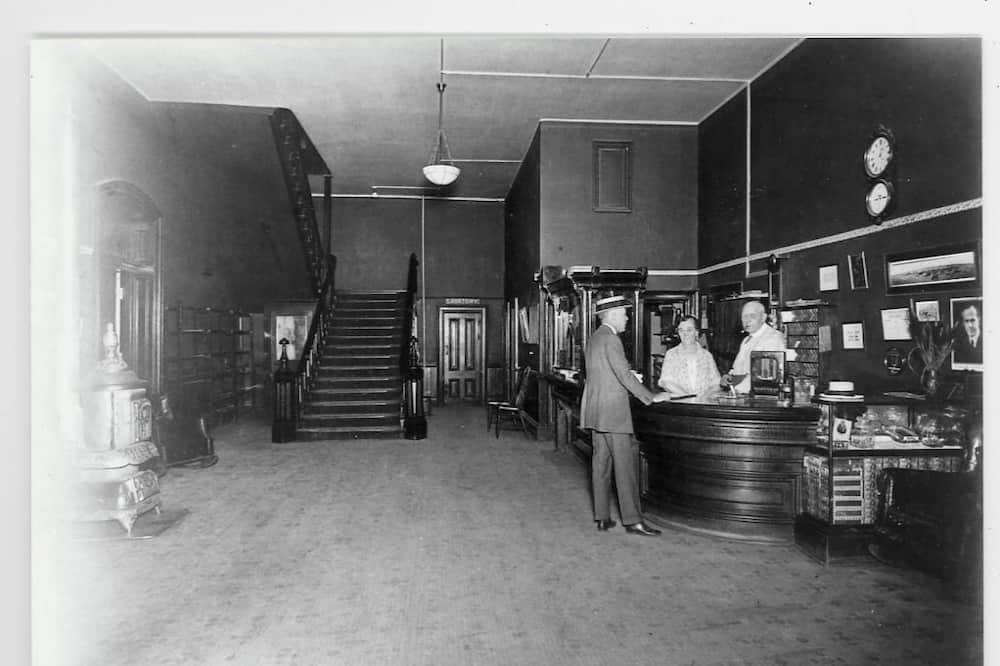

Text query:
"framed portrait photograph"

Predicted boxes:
[[819, 264, 839, 292], [842, 322, 865, 350], [914, 299, 940, 322], [848, 252, 869, 290], [950, 296, 983, 372], [885, 243, 979, 294]]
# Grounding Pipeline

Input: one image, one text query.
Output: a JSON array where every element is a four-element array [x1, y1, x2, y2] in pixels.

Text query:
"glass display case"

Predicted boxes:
[[795, 394, 968, 564]]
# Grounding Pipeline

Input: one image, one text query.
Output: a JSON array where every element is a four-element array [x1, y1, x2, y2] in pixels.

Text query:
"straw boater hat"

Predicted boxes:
[[595, 295, 631, 313]]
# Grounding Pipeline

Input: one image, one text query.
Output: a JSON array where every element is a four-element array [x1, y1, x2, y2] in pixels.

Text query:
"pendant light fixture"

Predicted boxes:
[[422, 39, 460, 186]]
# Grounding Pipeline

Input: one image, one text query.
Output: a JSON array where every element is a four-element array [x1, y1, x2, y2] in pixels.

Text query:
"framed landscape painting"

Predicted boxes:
[[885, 243, 979, 294]]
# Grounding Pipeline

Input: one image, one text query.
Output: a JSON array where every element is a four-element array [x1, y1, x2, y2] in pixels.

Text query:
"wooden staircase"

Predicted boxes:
[[296, 291, 407, 440]]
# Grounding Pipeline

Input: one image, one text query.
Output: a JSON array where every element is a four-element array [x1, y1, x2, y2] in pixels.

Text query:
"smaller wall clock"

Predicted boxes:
[[863, 127, 895, 178], [865, 179, 895, 222]]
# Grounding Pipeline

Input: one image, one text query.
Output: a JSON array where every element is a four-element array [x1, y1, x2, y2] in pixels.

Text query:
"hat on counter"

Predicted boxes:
[[818, 380, 864, 402], [595, 295, 631, 313]]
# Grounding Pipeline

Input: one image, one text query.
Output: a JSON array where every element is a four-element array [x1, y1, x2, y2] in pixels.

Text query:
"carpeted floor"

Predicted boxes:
[[42, 404, 982, 665]]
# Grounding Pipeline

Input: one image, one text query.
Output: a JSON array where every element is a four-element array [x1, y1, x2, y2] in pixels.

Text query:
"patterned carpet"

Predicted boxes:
[[40, 405, 982, 665]]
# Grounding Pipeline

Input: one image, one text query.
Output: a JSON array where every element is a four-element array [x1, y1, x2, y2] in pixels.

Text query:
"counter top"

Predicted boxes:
[[641, 393, 819, 421]]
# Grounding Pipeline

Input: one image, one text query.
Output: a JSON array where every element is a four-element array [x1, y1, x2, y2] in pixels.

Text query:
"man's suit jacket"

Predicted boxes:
[[580, 324, 656, 434], [953, 334, 983, 364]]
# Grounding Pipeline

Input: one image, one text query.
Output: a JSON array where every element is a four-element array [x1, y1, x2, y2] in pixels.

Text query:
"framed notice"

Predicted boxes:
[[880, 308, 911, 341], [819, 264, 839, 292], [842, 322, 865, 350]]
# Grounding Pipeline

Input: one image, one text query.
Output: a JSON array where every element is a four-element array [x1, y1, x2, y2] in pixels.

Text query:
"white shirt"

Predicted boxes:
[[731, 324, 786, 393]]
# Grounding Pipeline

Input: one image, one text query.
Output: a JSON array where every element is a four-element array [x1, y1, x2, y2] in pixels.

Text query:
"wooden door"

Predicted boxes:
[[117, 265, 157, 384], [440, 308, 485, 402]]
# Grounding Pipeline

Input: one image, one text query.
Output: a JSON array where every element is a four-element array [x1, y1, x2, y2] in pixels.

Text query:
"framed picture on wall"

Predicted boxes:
[[819, 264, 839, 292], [950, 296, 983, 372], [880, 307, 911, 341], [848, 252, 869, 290], [914, 300, 940, 322], [842, 322, 865, 350], [267, 300, 315, 370], [885, 243, 979, 294]]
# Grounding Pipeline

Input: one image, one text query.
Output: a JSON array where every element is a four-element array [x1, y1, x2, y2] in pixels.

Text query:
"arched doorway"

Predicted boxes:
[[93, 179, 163, 393]]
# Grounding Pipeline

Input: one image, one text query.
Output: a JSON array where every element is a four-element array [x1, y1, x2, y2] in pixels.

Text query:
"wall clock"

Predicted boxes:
[[865, 179, 894, 222], [863, 127, 895, 178]]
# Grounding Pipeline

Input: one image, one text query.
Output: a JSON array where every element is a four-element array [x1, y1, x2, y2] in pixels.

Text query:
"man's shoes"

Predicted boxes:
[[596, 519, 617, 531], [625, 521, 662, 536]]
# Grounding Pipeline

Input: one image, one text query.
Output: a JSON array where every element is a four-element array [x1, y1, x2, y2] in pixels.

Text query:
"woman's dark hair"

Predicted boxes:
[[677, 315, 699, 331]]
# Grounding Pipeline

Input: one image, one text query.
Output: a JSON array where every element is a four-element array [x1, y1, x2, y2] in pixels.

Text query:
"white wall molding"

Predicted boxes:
[[698, 198, 983, 276]]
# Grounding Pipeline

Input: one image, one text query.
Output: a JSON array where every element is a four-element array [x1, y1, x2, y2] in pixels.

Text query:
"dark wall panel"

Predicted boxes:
[[539, 122, 698, 271], [749, 38, 981, 252], [331, 198, 422, 292], [331, 196, 505, 368], [504, 130, 542, 305], [698, 89, 747, 268], [698, 38, 982, 396]]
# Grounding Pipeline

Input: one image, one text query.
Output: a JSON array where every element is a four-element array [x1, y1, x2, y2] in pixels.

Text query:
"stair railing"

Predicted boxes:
[[273, 254, 336, 442], [401, 253, 427, 439], [268, 108, 331, 295]]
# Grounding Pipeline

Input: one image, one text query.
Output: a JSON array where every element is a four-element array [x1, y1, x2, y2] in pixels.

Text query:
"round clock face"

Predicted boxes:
[[864, 135, 893, 177], [865, 180, 893, 219]]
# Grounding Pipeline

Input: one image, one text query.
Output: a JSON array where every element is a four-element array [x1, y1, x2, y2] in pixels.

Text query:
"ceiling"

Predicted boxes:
[[86, 36, 802, 200]]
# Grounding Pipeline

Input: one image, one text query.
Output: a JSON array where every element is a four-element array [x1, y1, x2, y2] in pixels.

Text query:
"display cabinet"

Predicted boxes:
[[161, 304, 256, 465], [795, 394, 967, 564]]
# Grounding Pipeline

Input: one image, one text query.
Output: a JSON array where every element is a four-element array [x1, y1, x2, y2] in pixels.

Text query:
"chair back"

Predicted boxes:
[[514, 368, 536, 409]]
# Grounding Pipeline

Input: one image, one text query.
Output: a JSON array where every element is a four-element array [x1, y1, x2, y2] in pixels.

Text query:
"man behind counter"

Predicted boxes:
[[581, 295, 670, 536], [721, 300, 786, 394]]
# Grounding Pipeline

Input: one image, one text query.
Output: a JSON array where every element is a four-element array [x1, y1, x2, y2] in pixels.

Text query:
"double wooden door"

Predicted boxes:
[[440, 307, 485, 402]]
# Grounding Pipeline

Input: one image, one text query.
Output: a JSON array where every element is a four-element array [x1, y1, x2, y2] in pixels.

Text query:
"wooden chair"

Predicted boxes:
[[495, 368, 535, 439], [486, 367, 526, 431]]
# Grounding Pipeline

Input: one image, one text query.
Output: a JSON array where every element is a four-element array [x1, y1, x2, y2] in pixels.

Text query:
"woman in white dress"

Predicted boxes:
[[657, 316, 721, 397]]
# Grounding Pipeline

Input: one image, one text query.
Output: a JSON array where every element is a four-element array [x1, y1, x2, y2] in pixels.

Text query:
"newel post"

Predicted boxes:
[[271, 338, 297, 443]]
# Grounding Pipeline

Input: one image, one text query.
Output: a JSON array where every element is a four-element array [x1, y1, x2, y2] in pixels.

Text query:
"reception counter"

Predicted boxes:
[[546, 373, 820, 543], [633, 396, 819, 543]]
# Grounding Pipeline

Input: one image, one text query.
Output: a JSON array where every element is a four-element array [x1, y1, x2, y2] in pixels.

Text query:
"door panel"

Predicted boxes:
[[442, 310, 483, 402]]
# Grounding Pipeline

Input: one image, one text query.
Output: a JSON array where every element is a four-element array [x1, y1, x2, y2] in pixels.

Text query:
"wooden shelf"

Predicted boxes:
[[163, 303, 258, 426]]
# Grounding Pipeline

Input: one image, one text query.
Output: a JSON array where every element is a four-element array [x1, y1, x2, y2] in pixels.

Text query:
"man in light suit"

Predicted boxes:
[[721, 300, 787, 394], [581, 295, 670, 536]]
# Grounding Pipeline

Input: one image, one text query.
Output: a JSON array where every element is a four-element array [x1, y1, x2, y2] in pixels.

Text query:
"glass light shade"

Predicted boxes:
[[422, 163, 460, 186]]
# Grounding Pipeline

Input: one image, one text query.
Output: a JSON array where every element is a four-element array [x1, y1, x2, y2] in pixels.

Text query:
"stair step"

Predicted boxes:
[[315, 365, 397, 375], [296, 426, 402, 441], [305, 400, 399, 414], [324, 344, 398, 353], [302, 409, 399, 428], [312, 386, 402, 396], [314, 379, 399, 390]]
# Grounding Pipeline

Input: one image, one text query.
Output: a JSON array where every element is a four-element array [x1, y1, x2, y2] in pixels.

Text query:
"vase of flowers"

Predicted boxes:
[[907, 317, 960, 398]]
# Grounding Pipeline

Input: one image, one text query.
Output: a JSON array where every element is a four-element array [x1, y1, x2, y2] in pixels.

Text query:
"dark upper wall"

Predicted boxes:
[[539, 122, 698, 271], [156, 102, 312, 310], [749, 38, 981, 252], [504, 130, 542, 305], [698, 37, 982, 394], [698, 89, 747, 268]]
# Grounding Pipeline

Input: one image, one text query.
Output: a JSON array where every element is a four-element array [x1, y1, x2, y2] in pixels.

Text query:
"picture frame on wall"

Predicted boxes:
[[819, 264, 839, 292], [885, 243, 979, 294], [950, 296, 983, 372], [848, 252, 869, 290], [842, 321, 865, 350], [914, 299, 941, 322], [880, 307, 911, 341]]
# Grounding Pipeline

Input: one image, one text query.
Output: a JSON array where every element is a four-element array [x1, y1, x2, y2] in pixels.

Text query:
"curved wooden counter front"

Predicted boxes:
[[633, 397, 819, 543]]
